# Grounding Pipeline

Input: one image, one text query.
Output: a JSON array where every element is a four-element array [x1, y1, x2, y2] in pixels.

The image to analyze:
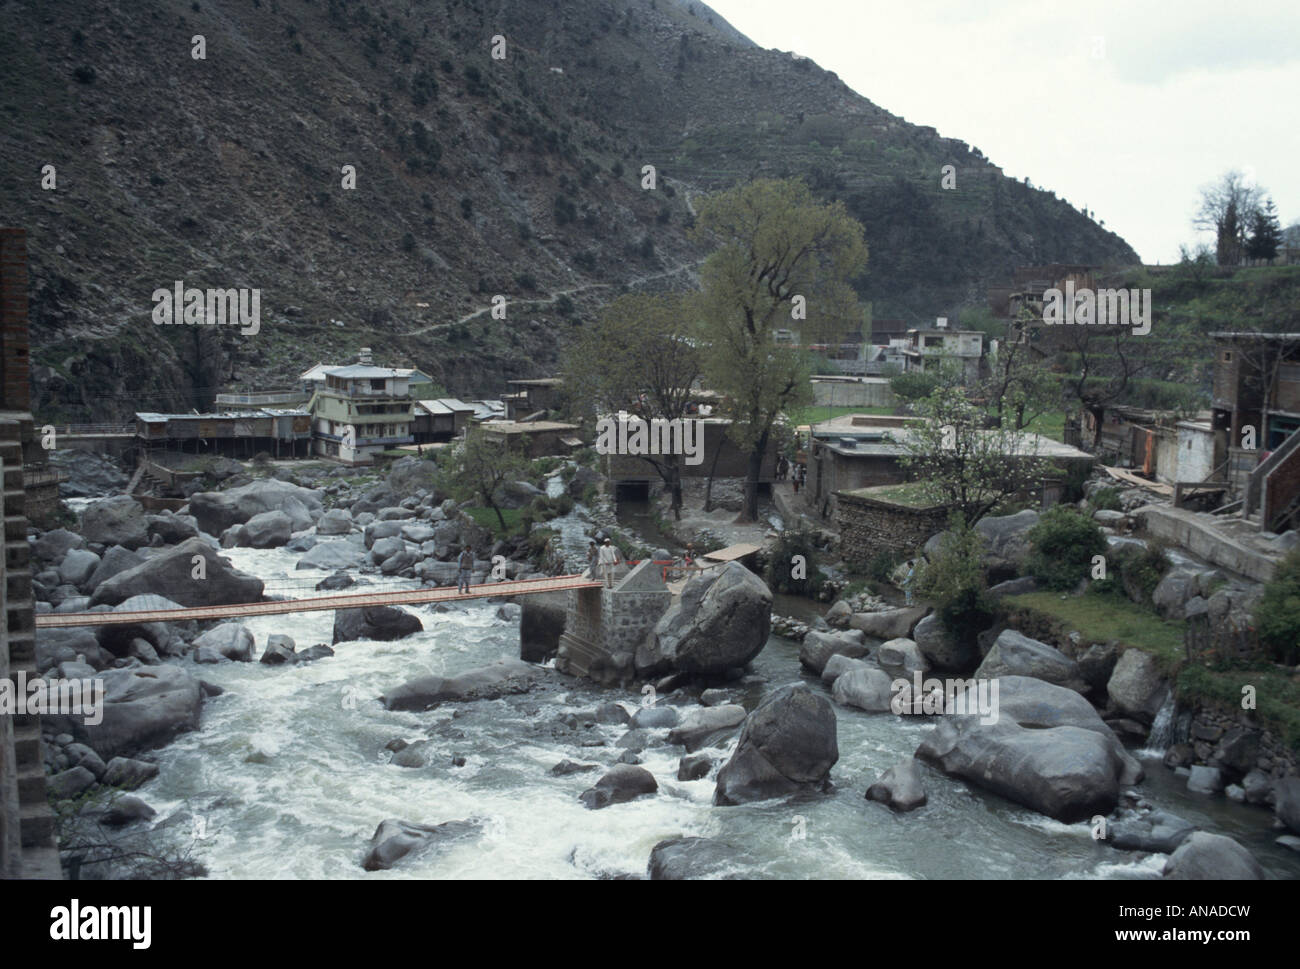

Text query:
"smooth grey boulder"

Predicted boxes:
[[101, 795, 157, 826], [973, 509, 1039, 573], [95, 594, 195, 658], [715, 686, 838, 805], [821, 653, 876, 685], [915, 676, 1142, 822], [638, 562, 771, 676], [380, 659, 542, 711], [848, 606, 927, 639], [333, 606, 422, 644], [91, 538, 264, 608], [47, 766, 97, 800], [667, 705, 747, 752], [84, 545, 144, 595], [64, 742, 107, 780], [296, 541, 366, 571], [876, 637, 928, 680], [369, 536, 405, 564], [188, 478, 324, 535], [632, 705, 680, 729], [1152, 570, 1198, 619], [315, 508, 353, 536], [799, 629, 869, 675], [677, 752, 714, 781], [145, 512, 200, 545], [579, 764, 658, 809], [1275, 777, 1300, 835], [387, 455, 439, 498], [33, 528, 87, 566], [1187, 765, 1224, 794], [831, 665, 898, 713], [59, 548, 101, 591], [401, 522, 438, 544], [647, 837, 738, 880], [975, 629, 1086, 692], [1109, 810, 1197, 853], [913, 613, 976, 671], [240, 510, 293, 549], [260, 634, 297, 665], [101, 756, 160, 790], [1163, 832, 1264, 880], [297, 644, 335, 663], [44, 664, 203, 760], [79, 496, 149, 550], [191, 622, 255, 662], [865, 759, 928, 812], [361, 818, 483, 871], [1106, 648, 1168, 722]]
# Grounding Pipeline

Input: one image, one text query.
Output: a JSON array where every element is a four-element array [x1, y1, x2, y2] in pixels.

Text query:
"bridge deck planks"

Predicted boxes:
[[35, 574, 603, 628]]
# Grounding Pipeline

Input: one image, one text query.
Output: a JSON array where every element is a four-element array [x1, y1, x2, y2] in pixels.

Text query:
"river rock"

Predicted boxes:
[[1109, 809, 1196, 853], [145, 512, 200, 545], [44, 664, 203, 760], [1275, 777, 1300, 835], [188, 478, 324, 534], [831, 665, 897, 713], [714, 685, 838, 805], [821, 654, 874, 685], [825, 600, 852, 627], [361, 818, 483, 871], [916, 676, 1142, 822], [101, 756, 160, 790], [84, 545, 144, 595], [520, 593, 565, 663], [876, 638, 928, 679], [865, 759, 928, 812], [975, 629, 1086, 692], [260, 634, 297, 665], [49, 449, 129, 498], [369, 536, 405, 564], [94, 594, 194, 657], [59, 548, 101, 591], [191, 622, 255, 662], [1152, 569, 1198, 619], [667, 705, 747, 751], [297, 644, 335, 663], [238, 510, 293, 549], [677, 752, 714, 781], [296, 540, 367, 571], [1106, 648, 1168, 722], [647, 837, 738, 879], [973, 509, 1039, 574], [387, 455, 439, 498], [638, 562, 771, 676], [91, 538, 264, 608], [632, 705, 680, 728], [380, 659, 542, 711], [579, 764, 658, 809], [913, 614, 976, 671], [101, 795, 157, 826], [79, 496, 149, 550], [33, 528, 87, 566], [798, 629, 869, 675], [551, 760, 600, 776], [848, 606, 927, 639], [316, 508, 353, 536], [593, 702, 632, 725], [64, 742, 107, 780], [1163, 832, 1264, 880], [333, 606, 423, 644], [47, 766, 96, 800]]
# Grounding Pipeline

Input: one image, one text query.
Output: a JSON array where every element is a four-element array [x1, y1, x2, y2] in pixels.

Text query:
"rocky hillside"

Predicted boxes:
[[0, 0, 1137, 420]]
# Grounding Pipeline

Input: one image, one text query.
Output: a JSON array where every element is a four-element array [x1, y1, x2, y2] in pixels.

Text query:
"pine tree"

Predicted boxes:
[[1246, 197, 1283, 261]]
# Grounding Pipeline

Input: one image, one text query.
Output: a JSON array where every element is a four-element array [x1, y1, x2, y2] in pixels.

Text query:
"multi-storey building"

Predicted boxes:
[[307, 356, 414, 464]]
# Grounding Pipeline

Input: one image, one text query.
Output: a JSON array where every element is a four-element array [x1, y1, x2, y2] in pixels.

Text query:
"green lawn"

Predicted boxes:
[[1177, 665, 1300, 755], [1003, 591, 1186, 666], [847, 481, 941, 509], [463, 506, 524, 538], [786, 404, 894, 426], [1020, 410, 1067, 442]]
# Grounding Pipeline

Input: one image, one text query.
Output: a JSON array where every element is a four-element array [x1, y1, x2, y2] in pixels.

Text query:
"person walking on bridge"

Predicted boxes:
[[597, 538, 622, 589], [457, 545, 474, 595], [584, 540, 599, 579]]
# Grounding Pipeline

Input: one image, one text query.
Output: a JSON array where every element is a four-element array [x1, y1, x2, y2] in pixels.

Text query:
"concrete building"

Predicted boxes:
[[901, 321, 985, 384], [307, 360, 414, 464], [412, 398, 474, 443], [477, 420, 583, 459], [504, 378, 564, 419]]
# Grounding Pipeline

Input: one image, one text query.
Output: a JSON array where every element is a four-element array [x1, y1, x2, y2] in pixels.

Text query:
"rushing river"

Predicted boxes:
[[125, 546, 1300, 880]]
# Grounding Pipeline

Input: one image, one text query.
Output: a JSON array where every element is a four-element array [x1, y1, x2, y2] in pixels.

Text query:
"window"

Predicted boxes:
[[1223, 351, 1233, 362]]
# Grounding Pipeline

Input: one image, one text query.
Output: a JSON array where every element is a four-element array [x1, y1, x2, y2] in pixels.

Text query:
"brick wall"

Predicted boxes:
[[0, 229, 30, 412], [836, 491, 949, 567]]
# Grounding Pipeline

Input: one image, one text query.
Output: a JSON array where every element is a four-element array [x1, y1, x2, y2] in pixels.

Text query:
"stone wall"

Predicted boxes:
[[836, 491, 949, 566], [555, 561, 671, 686]]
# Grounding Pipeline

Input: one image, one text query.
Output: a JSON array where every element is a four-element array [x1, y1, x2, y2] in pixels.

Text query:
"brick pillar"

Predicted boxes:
[[0, 229, 31, 412]]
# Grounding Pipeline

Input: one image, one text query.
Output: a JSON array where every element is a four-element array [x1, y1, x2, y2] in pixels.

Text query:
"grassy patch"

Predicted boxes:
[[463, 506, 524, 537], [1020, 410, 1066, 442], [1178, 664, 1300, 756], [1003, 591, 1186, 668], [846, 481, 941, 509], [786, 404, 894, 426]]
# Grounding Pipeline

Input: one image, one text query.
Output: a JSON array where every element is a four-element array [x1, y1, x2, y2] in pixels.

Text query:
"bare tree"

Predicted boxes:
[[1194, 170, 1265, 266]]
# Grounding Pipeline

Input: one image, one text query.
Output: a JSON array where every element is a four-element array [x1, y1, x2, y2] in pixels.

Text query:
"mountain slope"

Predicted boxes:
[[0, 0, 1137, 420]]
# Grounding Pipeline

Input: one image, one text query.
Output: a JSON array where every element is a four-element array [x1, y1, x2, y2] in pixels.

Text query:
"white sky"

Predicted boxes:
[[704, 0, 1300, 264]]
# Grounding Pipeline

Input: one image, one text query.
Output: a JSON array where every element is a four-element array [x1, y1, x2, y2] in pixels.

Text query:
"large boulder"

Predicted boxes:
[[579, 764, 658, 809], [1109, 810, 1197, 853], [33, 528, 87, 566], [639, 562, 772, 676], [380, 659, 542, 711], [90, 538, 264, 608], [239, 510, 293, 549], [48, 449, 128, 498], [43, 664, 203, 760], [361, 818, 482, 871], [84, 545, 144, 595], [188, 478, 324, 534], [1106, 648, 1168, 722], [95, 594, 193, 657], [667, 705, 747, 752], [976, 629, 1086, 692], [865, 759, 928, 812], [1275, 777, 1300, 835], [714, 686, 838, 805], [647, 837, 738, 880], [520, 593, 566, 663], [1152, 570, 1198, 619], [798, 629, 869, 675], [876, 638, 928, 680], [315, 508, 353, 536], [79, 496, 149, 550], [191, 622, 255, 662], [831, 665, 897, 713], [972, 509, 1039, 575], [1163, 832, 1264, 880], [333, 606, 423, 644], [295, 540, 367, 571], [913, 614, 976, 672], [59, 548, 101, 591], [848, 606, 927, 639], [915, 676, 1143, 822], [387, 456, 439, 498], [145, 511, 200, 545]]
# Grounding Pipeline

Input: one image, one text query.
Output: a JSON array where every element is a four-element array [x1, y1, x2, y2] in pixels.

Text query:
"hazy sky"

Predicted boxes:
[[705, 0, 1299, 264]]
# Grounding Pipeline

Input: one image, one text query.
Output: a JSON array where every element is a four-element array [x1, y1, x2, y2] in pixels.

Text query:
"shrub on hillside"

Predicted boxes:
[[1089, 541, 1171, 604], [1255, 547, 1300, 665], [1025, 505, 1107, 592], [916, 516, 992, 648], [1089, 486, 1122, 512], [766, 527, 826, 597]]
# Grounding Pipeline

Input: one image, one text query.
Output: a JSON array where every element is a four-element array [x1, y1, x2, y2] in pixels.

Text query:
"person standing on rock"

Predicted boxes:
[[597, 538, 621, 588], [457, 545, 474, 595]]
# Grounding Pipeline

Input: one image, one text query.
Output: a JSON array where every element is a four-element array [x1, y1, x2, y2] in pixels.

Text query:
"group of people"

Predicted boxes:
[[778, 457, 808, 494], [585, 538, 625, 588]]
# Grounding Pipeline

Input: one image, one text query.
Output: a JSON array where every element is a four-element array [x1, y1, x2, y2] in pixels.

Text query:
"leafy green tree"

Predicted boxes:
[[692, 177, 868, 521], [562, 292, 701, 519], [1256, 547, 1300, 665], [1025, 506, 1107, 591], [896, 383, 1058, 526], [915, 515, 993, 649], [436, 430, 528, 532]]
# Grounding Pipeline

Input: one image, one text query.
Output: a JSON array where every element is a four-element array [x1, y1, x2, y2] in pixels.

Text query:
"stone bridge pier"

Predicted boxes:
[[555, 560, 671, 686]]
